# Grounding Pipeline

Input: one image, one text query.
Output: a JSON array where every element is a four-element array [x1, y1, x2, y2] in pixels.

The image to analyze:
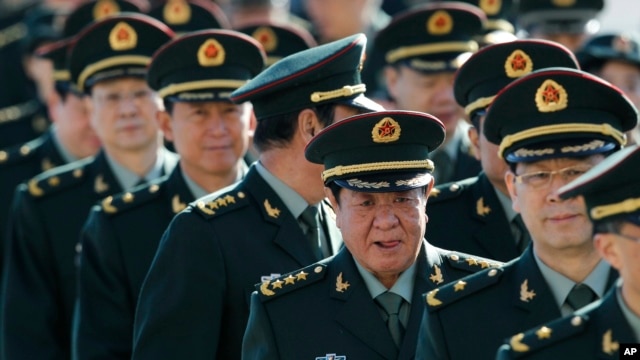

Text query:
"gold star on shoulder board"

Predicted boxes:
[[429, 264, 444, 284], [454, 280, 466, 292], [284, 275, 296, 285], [296, 271, 308, 280], [271, 279, 284, 289], [466, 258, 478, 266], [536, 326, 552, 339]]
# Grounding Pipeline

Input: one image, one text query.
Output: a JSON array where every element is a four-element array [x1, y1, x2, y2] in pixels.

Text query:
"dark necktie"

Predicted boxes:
[[299, 206, 322, 261], [375, 292, 405, 348], [565, 283, 597, 311], [512, 214, 531, 253]]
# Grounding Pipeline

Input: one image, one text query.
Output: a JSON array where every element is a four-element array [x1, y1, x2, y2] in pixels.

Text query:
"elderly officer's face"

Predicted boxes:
[[51, 91, 101, 159], [159, 101, 254, 185], [326, 186, 430, 288], [87, 77, 162, 152], [505, 154, 605, 257]]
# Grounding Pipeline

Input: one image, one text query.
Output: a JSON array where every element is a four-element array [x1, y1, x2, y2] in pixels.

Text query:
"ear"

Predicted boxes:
[[505, 171, 520, 213], [384, 66, 399, 100], [157, 110, 174, 142], [297, 108, 320, 144], [324, 187, 341, 228], [594, 233, 623, 271], [468, 126, 481, 161], [46, 92, 62, 124], [247, 107, 257, 137]]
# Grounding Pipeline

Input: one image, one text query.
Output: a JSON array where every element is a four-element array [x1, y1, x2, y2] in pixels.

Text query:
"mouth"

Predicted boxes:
[[374, 240, 402, 249], [548, 213, 579, 222]]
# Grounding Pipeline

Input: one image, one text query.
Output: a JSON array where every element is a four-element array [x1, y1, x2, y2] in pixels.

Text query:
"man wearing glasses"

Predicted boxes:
[[415, 67, 638, 360], [496, 144, 640, 359]]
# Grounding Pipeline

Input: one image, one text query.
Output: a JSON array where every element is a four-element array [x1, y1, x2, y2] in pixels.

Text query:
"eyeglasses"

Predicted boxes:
[[614, 233, 640, 243], [514, 165, 593, 189], [94, 89, 154, 106]]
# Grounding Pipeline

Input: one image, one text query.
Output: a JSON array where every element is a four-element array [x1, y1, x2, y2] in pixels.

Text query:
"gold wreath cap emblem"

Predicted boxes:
[[535, 79, 568, 113], [198, 38, 225, 67], [371, 117, 401, 143], [164, 0, 191, 25], [504, 50, 533, 78], [93, 0, 120, 20], [427, 10, 453, 35], [109, 22, 138, 51], [252, 26, 278, 53]]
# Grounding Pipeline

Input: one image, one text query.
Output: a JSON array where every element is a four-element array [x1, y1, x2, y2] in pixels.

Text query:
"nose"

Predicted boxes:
[[373, 204, 399, 229]]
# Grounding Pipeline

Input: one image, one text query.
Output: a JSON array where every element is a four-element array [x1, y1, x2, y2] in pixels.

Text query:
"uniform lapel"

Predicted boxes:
[[331, 249, 399, 360], [244, 167, 319, 266], [511, 246, 562, 323], [470, 174, 520, 260]]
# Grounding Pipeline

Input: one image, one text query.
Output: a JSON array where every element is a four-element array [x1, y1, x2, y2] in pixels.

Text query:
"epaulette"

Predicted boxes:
[[25, 158, 92, 198], [192, 188, 249, 219], [0, 21, 27, 49], [425, 266, 504, 311], [444, 252, 502, 273], [256, 263, 327, 302], [0, 137, 43, 166], [429, 177, 474, 202], [501, 314, 590, 358], [100, 178, 169, 216]]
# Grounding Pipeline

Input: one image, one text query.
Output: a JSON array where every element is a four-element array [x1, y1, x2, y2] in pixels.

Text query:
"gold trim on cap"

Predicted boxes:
[[385, 41, 478, 64], [486, 19, 515, 33], [590, 197, 640, 220], [158, 79, 248, 98], [310, 84, 366, 103], [464, 95, 495, 115], [499, 123, 626, 158], [77, 55, 150, 92], [322, 159, 434, 182], [53, 70, 71, 82]]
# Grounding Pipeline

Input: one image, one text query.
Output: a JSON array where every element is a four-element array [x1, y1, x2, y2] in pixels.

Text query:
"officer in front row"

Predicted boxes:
[[416, 67, 637, 360], [497, 144, 640, 359], [241, 110, 502, 360], [1, 14, 176, 360], [73, 29, 265, 360]]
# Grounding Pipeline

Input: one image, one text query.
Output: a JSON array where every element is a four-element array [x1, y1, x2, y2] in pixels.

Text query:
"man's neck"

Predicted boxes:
[[535, 244, 602, 283], [260, 147, 323, 205], [104, 145, 159, 178], [181, 161, 243, 194]]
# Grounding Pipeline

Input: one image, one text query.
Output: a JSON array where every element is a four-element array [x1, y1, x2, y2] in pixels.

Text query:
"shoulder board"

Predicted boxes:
[[256, 263, 327, 302], [25, 158, 92, 198], [100, 179, 168, 216], [425, 266, 504, 311], [192, 188, 249, 219], [429, 177, 475, 202], [501, 314, 589, 358], [444, 252, 503, 273], [0, 137, 44, 167]]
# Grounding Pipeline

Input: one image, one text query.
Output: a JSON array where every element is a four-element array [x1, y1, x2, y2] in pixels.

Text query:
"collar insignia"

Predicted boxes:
[[172, 194, 186, 214], [336, 272, 350, 293], [94, 174, 109, 193], [476, 197, 491, 216], [429, 264, 444, 284], [520, 279, 536, 302], [263, 199, 280, 218], [602, 329, 619, 355]]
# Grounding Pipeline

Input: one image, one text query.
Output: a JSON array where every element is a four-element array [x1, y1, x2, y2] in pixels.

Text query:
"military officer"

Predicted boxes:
[[0, 0, 140, 286], [132, 33, 382, 359], [497, 143, 640, 359], [1, 14, 176, 360], [73, 29, 264, 360], [516, 0, 604, 52], [576, 32, 640, 145], [441, 0, 518, 47], [241, 110, 502, 360], [373, 2, 483, 185], [416, 67, 637, 360], [426, 39, 580, 262]]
